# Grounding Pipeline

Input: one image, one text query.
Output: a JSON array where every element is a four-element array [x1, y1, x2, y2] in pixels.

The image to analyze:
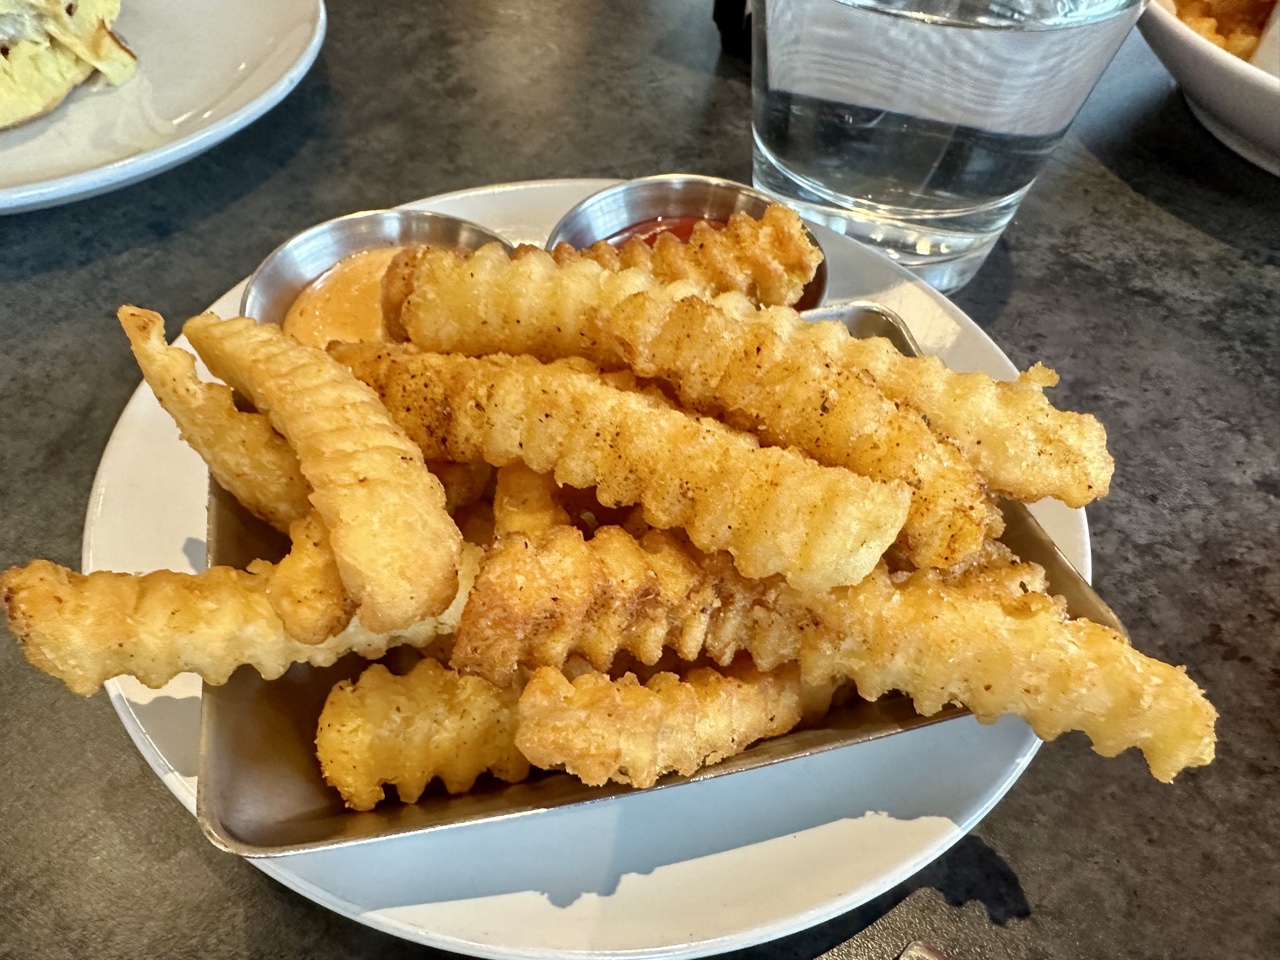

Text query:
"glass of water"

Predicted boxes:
[[752, 0, 1145, 291]]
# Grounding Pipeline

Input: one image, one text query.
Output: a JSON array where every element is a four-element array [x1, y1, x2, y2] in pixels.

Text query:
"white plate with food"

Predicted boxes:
[[0, 0, 326, 214], [58, 178, 1210, 959], [1139, 0, 1280, 174]]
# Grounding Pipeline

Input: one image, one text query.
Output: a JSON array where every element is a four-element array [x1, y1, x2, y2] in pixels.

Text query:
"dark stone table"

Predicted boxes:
[[1, 2, 1276, 958]]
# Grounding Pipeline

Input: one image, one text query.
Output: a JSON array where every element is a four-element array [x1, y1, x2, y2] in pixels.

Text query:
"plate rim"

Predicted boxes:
[[88, 177, 1072, 958], [0, 0, 328, 214]]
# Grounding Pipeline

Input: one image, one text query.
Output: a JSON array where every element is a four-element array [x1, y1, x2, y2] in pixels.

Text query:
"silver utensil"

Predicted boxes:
[[802, 299, 1127, 637]]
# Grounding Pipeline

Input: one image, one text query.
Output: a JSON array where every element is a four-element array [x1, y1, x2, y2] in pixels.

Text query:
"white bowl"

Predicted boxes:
[[1138, 0, 1280, 175]]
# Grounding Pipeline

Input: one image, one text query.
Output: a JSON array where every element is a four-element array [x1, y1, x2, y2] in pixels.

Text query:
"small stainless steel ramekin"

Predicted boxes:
[[240, 209, 512, 327], [544, 174, 828, 308]]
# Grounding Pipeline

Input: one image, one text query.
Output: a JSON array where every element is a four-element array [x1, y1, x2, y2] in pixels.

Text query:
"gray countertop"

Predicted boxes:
[[1, 2, 1276, 958]]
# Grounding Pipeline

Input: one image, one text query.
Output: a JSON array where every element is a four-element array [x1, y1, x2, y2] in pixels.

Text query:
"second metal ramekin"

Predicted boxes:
[[544, 174, 829, 308]]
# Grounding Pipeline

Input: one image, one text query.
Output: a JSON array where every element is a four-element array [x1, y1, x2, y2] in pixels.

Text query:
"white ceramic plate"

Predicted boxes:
[[0, 0, 326, 214], [1138, 0, 1280, 175], [86, 179, 1082, 959]]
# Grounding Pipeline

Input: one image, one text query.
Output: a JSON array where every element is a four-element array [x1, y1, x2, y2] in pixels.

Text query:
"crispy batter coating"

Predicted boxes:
[[597, 293, 1001, 568], [316, 657, 531, 811], [410, 241, 1110, 508], [492, 463, 570, 536], [712, 298, 1115, 507], [117, 306, 311, 533], [184, 314, 462, 631], [0, 545, 480, 696], [452, 524, 804, 688], [461, 504, 1214, 782], [263, 512, 355, 645], [551, 203, 824, 307], [121, 308, 481, 536], [492, 464, 643, 540], [798, 545, 1217, 782], [400, 242, 702, 366], [516, 661, 803, 788], [332, 344, 911, 593]]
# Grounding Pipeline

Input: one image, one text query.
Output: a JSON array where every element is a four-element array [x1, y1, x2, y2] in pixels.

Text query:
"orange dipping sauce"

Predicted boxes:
[[605, 215, 728, 246], [282, 247, 404, 348]]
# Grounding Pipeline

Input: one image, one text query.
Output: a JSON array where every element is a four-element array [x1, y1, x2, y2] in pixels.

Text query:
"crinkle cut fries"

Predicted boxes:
[[1, 203, 1214, 815]]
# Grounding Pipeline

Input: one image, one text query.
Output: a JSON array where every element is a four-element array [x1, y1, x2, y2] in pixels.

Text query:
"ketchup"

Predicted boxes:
[[605, 215, 728, 246]]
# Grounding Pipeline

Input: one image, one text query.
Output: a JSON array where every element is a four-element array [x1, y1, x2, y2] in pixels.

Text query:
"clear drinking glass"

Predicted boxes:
[[752, 0, 1146, 291]]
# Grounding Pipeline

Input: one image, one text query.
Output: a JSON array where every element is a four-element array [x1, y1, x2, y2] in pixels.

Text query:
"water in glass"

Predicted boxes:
[[752, 0, 1144, 290]]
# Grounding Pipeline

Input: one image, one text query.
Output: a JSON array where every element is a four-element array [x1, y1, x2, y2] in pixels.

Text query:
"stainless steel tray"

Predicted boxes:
[[197, 300, 1114, 858], [199, 648, 963, 857]]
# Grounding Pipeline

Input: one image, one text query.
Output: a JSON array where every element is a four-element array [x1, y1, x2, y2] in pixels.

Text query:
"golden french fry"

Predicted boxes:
[[492, 463, 641, 537], [316, 657, 531, 811], [332, 344, 911, 594], [389, 237, 1112, 509], [492, 463, 570, 536], [400, 242, 702, 366], [596, 292, 1002, 567], [713, 296, 1115, 507], [265, 512, 355, 645], [185, 314, 462, 631], [121, 308, 487, 534], [551, 203, 823, 307], [464, 499, 1216, 783], [1174, 0, 1269, 59], [117, 306, 311, 533], [799, 544, 1216, 782], [516, 661, 803, 788], [1, 545, 480, 696], [453, 523, 800, 688]]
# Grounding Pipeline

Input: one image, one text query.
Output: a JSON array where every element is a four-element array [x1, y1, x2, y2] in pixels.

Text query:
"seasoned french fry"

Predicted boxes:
[[120, 308, 487, 533], [332, 344, 911, 594], [264, 511, 355, 645], [185, 314, 462, 631], [316, 657, 530, 811], [798, 545, 1217, 782], [464, 499, 1216, 782], [1, 545, 480, 696], [491, 462, 646, 538], [596, 292, 1002, 567], [492, 463, 570, 536], [117, 306, 310, 533], [516, 661, 803, 788], [713, 296, 1115, 507], [389, 239, 1112, 508], [400, 242, 701, 366], [453, 523, 802, 688], [551, 203, 823, 307]]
